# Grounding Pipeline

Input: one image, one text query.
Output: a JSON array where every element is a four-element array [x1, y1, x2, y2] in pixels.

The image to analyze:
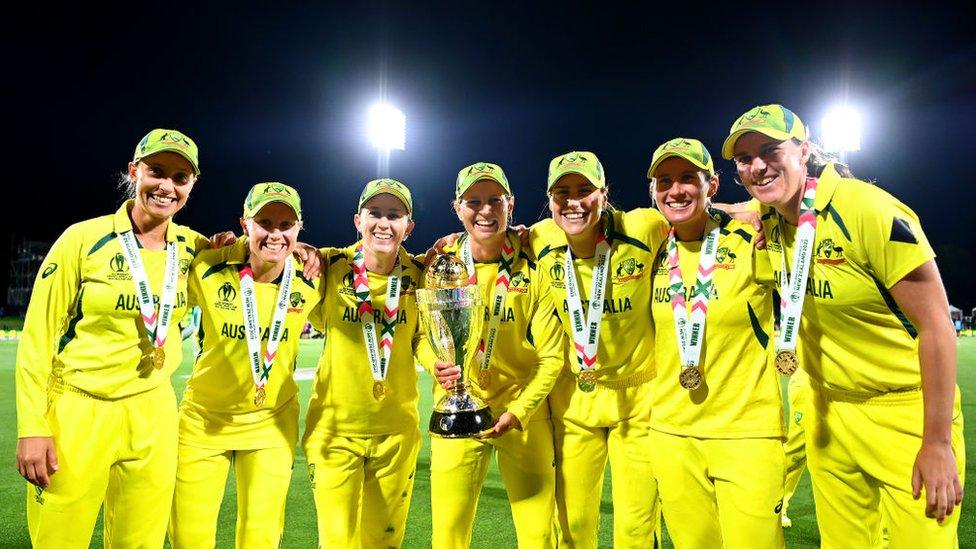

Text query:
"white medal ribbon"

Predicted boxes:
[[668, 222, 720, 369], [117, 231, 178, 351], [239, 257, 294, 392], [776, 177, 819, 354], [564, 229, 612, 372]]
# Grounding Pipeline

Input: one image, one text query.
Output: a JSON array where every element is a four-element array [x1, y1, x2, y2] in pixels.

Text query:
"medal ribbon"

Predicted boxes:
[[460, 234, 515, 374], [564, 225, 612, 373], [776, 177, 818, 354], [666, 220, 720, 372], [117, 231, 178, 353], [239, 257, 294, 394], [352, 244, 402, 382]]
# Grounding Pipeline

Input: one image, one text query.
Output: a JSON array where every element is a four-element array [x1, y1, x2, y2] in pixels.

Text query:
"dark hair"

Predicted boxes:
[[795, 139, 854, 178]]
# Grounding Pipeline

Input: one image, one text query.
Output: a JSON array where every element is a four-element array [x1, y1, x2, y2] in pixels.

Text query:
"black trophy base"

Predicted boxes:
[[429, 407, 494, 438]]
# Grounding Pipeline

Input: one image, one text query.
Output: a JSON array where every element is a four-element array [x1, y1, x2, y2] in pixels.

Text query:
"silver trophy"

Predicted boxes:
[[417, 254, 492, 438]]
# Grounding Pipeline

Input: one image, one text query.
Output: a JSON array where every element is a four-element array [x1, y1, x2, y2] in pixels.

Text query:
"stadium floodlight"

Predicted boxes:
[[821, 105, 862, 155], [367, 103, 406, 151]]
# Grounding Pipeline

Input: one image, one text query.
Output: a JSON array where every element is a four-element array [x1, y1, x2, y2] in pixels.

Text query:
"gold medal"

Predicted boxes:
[[775, 350, 799, 376], [577, 370, 597, 393], [679, 366, 702, 390], [478, 369, 491, 388], [372, 380, 387, 401], [254, 386, 266, 407], [151, 347, 166, 370]]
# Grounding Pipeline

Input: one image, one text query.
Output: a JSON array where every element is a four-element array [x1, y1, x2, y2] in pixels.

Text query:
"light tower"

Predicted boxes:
[[367, 102, 406, 178]]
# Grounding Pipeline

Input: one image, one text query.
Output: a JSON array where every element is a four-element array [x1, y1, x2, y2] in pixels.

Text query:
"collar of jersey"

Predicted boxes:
[[114, 200, 179, 243]]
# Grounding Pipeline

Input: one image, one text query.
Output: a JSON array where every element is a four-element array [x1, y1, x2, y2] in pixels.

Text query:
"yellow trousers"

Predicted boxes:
[[782, 371, 809, 518], [430, 413, 556, 549], [26, 384, 177, 548], [808, 386, 966, 548], [169, 444, 294, 548], [650, 431, 785, 549], [548, 373, 660, 549], [303, 429, 421, 548]]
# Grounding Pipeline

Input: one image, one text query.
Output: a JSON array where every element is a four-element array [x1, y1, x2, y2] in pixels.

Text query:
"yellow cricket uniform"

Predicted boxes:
[[761, 163, 966, 548], [302, 243, 434, 549], [782, 367, 810, 522], [530, 208, 668, 549], [16, 201, 207, 547], [169, 239, 324, 549], [649, 212, 785, 548], [428, 233, 566, 549]]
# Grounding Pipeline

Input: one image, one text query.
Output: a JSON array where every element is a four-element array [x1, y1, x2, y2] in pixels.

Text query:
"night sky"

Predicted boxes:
[[6, 3, 975, 311]]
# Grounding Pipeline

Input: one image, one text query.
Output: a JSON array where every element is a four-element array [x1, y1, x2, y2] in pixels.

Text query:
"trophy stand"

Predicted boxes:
[[417, 254, 493, 438]]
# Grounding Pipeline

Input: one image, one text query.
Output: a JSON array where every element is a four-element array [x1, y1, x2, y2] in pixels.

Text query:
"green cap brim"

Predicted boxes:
[[721, 127, 796, 160], [647, 152, 712, 179]]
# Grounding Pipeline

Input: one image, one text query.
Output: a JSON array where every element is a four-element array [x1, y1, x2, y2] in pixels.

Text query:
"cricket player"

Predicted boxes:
[[169, 182, 324, 548], [647, 138, 786, 548], [428, 162, 566, 548], [302, 178, 435, 548], [16, 129, 209, 546], [529, 151, 668, 549], [724, 104, 965, 548]]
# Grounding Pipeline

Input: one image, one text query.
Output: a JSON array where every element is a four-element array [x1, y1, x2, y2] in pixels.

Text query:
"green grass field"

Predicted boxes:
[[1, 337, 973, 548]]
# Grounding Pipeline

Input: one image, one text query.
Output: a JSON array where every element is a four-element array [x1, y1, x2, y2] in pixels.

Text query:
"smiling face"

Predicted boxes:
[[548, 173, 607, 238], [732, 132, 809, 213], [652, 157, 717, 227], [454, 179, 513, 244], [127, 151, 196, 221], [354, 193, 415, 256], [241, 202, 302, 265]]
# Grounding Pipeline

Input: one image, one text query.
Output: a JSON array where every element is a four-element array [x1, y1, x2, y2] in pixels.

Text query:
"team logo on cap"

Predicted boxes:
[[556, 153, 604, 180], [663, 139, 694, 152], [459, 163, 498, 192], [215, 281, 238, 311], [158, 131, 190, 150], [738, 107, 773, 127]]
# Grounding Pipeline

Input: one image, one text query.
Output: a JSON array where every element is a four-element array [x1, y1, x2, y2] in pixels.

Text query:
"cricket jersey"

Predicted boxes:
[[762, 163, 936, 393], [16, 201, 207, 437], [305, 243, 434, 436], [179, 238, 324, 449], [530, 208, 669, 385], [435, 231, 566, 424], [650, 211, 784, 438]]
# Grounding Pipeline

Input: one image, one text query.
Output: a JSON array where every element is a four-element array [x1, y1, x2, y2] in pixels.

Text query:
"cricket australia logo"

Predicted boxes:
[[715, 246, 737, 270], [613, 257, 645, 283], [179, 258, 191, 276], [508, 271, 529, 294], [107, 252, 131, 281], [815, 238, 846, 265], [215, 281, 238, 311], [289, 291, 306, 312], [400, 274, 416, 295]]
